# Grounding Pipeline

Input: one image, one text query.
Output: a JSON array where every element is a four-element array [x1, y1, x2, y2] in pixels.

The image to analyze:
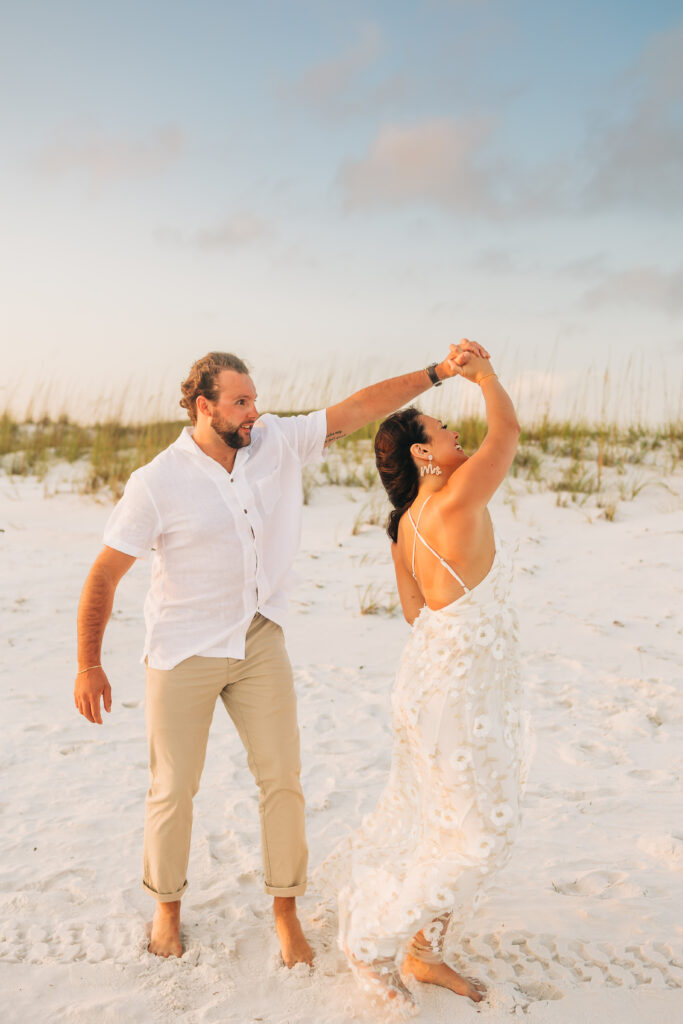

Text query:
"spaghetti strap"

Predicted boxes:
[[407, 495, 469, 592]]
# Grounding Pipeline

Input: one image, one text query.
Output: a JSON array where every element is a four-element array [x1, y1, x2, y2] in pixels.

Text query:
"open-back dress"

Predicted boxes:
[[319, 501, 530, 1002]]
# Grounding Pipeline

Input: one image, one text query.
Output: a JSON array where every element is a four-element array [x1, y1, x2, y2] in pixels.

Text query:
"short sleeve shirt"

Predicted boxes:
[[103, 411, 327, 669]]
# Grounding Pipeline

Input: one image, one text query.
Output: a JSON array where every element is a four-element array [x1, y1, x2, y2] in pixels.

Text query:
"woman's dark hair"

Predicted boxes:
[[374, 407, 429, 542]]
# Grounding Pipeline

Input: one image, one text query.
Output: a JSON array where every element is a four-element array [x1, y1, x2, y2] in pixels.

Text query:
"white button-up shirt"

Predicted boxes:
[[103, 411, 327, 669]]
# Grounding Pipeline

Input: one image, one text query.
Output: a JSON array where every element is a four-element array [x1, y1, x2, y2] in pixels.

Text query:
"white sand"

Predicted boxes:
[[1, 461, 682, 1023]]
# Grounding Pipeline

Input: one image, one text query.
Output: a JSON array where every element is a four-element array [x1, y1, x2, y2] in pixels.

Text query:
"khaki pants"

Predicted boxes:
[[142, 614, 307, 902]]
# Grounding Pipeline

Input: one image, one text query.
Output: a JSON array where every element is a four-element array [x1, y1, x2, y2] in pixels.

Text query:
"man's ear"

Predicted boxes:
[[196, 395, 211, 418]]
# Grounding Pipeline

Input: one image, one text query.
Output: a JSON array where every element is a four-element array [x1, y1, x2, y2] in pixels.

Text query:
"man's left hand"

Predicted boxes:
[[437, 339, 491, 380]]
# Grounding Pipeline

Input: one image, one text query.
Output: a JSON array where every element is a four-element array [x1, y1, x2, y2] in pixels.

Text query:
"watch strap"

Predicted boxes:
[[425, 362, 442, 387]]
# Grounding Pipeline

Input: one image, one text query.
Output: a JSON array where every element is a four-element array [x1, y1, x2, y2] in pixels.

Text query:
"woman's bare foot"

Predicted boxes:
[[402, 953, 486, 1002], [147, 901, 183, 958], [273, 897, 314, 967], [345, 948, 417, 1015]]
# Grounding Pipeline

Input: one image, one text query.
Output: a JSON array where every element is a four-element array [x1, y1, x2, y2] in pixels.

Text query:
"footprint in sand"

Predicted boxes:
[[637, 833, 683, 869], [34, 867, 94, 892], [516, 979, 564, 1001], [1, 917, 139, 965], [551, 869, 642, 899], [59, 740, 96, 756], [454, 930, 683, 1003]]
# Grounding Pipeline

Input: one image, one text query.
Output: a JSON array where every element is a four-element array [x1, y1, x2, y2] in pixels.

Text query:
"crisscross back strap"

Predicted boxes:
[[408, 494, 469, 592]]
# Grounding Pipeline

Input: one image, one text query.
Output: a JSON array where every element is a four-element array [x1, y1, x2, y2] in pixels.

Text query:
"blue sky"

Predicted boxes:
[[2, 0, 682, 421]]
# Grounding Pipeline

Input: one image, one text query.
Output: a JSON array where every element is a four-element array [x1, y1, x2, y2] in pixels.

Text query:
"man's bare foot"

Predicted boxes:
[[273, 897, 313, 967], [147, 900, 183, 958], [402, 953, 486, 1002]]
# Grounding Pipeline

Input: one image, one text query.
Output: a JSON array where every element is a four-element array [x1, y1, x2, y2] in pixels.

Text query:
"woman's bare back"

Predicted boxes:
[[397, 497, 496, 611]]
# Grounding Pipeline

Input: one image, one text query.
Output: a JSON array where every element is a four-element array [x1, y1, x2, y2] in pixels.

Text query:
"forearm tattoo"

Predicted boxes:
[[325, 429, 346, 443]]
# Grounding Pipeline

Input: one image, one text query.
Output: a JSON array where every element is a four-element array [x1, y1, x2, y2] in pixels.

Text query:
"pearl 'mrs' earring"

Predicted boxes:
[[420, 454, 442, 477]]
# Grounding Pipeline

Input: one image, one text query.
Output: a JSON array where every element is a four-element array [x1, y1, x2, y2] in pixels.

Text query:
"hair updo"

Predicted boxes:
[[374, 407, 428, 542]]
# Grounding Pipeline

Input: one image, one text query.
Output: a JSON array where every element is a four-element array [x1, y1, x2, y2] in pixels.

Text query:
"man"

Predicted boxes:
[[74, 341, 487, 965]]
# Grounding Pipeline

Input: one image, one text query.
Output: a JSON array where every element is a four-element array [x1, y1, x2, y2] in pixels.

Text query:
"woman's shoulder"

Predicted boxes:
[[430, 488, 482, 522], [419, 493, 489, 551]]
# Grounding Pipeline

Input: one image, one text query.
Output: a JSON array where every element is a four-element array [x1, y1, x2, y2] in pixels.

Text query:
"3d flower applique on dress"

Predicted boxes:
[[452, 654, 472, 676], [490, 802, 515, 829], [475, 622, 495, 646], [314, 527, 529, 1013], [472, 714, 492, 739], [491, 636, 506, 660], [450, 748, 473, 772]]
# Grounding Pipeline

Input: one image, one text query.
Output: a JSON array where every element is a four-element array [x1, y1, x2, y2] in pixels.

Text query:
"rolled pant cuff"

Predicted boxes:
[[264, 880, 307, 898], [143, 878, 189, 902]]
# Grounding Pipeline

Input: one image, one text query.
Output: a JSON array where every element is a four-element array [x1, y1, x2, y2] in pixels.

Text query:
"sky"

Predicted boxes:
[[2, 0, 682, 422]]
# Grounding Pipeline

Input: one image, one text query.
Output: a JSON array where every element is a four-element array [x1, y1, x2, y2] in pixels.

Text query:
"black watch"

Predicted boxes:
[[425, 362, 443, 387]]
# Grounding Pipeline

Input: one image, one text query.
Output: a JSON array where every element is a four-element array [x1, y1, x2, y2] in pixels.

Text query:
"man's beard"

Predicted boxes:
[[209, 412, 252, 450]]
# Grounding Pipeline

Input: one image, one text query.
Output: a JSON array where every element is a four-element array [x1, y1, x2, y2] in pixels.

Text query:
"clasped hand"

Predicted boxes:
[[438, 338, 492, 383]]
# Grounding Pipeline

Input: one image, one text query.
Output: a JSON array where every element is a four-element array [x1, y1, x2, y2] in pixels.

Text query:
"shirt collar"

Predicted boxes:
[[174, 425, 255, 468]]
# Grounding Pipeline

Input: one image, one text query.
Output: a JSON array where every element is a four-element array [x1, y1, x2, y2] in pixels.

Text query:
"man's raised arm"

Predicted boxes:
[[324, 339, 489, 444], [75, 546, 136, 725]]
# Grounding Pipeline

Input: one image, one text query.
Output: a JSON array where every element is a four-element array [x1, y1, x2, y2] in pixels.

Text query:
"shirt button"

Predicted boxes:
[[243, 509, 248, 513]]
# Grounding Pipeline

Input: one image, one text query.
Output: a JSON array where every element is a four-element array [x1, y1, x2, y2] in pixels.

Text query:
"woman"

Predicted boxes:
[[326, 342, 528, 1013]]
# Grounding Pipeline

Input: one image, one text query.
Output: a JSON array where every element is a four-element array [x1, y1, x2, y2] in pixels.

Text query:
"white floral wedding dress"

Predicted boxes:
[[319, 518, 530, 1011]]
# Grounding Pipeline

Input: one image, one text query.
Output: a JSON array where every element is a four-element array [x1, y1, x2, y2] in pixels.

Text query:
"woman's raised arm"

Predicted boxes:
[[442, 351, 520, 510]]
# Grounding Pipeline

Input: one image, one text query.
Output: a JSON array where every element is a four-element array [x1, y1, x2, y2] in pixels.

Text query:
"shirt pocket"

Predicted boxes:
[[254, 468, 281, 515]]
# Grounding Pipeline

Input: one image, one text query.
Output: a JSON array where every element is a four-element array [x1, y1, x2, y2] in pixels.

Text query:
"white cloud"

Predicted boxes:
[[340, 117, 499, 215], [335, 23, 683, 221], [156, 213, 272, 250], [35, 125, 184, 186], [559, 255, 609, 281], [291, 23, 382, 116], [582, 23, 683, 211], [473, 248, 518, 274], [195, 214, 271, 249], [582, 266, 683, 315]]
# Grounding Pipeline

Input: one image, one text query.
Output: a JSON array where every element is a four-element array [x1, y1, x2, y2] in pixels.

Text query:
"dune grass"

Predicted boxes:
[[0, 413, 183, 496], [1, 406, 682, 506]]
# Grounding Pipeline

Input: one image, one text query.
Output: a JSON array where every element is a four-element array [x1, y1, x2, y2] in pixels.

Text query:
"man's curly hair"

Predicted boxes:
[[179, 352, 250, 424]]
